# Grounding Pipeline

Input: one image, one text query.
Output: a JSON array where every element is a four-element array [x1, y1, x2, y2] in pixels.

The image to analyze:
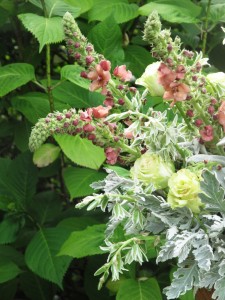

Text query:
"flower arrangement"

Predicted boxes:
[[29, 11, 225, 300]]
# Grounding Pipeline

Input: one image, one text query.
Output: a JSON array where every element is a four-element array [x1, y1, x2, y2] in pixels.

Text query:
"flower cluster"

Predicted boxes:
[[29, 11, 225, 300]]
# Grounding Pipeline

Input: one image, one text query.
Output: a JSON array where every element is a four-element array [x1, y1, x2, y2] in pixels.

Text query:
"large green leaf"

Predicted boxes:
[[54, 135, 106, 170], [0, 63, 35, 97], [25, 227, 72, 288], [0, 152, 38, 211], [63, 167, 106, 199], [11, 92, 67, 124], [0, 258, 21, 284], [65, 0, 93, 14], [53, 81, 104, 108], [58, 224, 106, 258], [88, 16, 124, 63], [0, 215, 24, 244], [88, 0, 138, 23], [125, 45, 155, 78], [33, 143, 61, 168], [29, 0, 80, 18], [57, 216, 99, 231], [20, 271, 54, 300], [18, 13, 64, 52], [0, 278, 18, 300], [60, 65, 90, 89], [0, 245, 24, 266], [116, 278, 162, 300], [139, 0, 201, 23], [30, 191, 62, 225]]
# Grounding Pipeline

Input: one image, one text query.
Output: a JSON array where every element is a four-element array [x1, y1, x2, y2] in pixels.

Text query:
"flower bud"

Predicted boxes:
[[130, 153, 175, 189]]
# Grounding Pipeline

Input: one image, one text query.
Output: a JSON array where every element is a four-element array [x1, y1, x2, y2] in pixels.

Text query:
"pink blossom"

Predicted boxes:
[[176, 65, 186, 80], [92, 106, 110, 119], [158, 63, 176, 89], [163, 82, 190, 106], [105, 147, 120, 165], [87, 60, 111, 94], [218, 101, 225, 132], [124, 130, 134, 139], [113, 65, 132, 82], [80, 108, 92, 122], [103, 97, 114, 107], [200, 125, 214, 142]]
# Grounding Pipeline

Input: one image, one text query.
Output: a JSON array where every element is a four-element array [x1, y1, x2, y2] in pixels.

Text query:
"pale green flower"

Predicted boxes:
[[207, 72, 225, 97], [167, 169, 202, 213], [135, 62, 165, 96], [131, 152, 175, 189]]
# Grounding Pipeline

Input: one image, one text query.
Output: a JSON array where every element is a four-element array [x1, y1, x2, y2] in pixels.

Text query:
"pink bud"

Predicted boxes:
[[80, 71, 88, 78], [57, 115, 63, 121], [66, 112, 72, 119], [64, 122, 70, 128], [72, 119, 79, 126], [74, 42, 80, 48], [192, 75, 198, 81], [86, 55, 94, 65], [186, 110, 194, 117], [167, 44, 173, 52], [99, 60, 111, 71], [129, 87, 137, 93], [195, 119, 203, 127], [92, 106, 110, 118], [87, 134, 96, 140], [104, 97, 114, 107], [211, 98, 217, 105], [74, 53, 81, 60], [118, 98, 125, 105], [86, 45, 93, 52], [83, 123, 95, 132], [208, 106, 215, 115]]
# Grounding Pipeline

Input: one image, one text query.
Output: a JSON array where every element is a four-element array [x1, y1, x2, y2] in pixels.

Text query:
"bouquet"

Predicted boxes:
[[29, 11, 225, 300]]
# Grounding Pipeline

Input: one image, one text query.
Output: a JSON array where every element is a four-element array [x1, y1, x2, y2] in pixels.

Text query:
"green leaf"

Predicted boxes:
[[54, 135, 106, 170], [20, 271, 54, 300], [0, 215, 24, 244], [63, 167, 106, 199], [58, 224, 106, 258], [57, 216, 99, 231], [125, 45, 155, 78], [29, 0, 80, 18], [0, 245, 24, 267], [33, 143, 60, 168], [116, 278, 162, 300], [88, 16, 124, 63], [11, 92, 67, 124], [0, 63, 35, 97], [25, 227, 72, 288], [200, 170, 225, 213], [0, 258, 21, 284], [14, 120, 32, 152], [88, 0, 138, 23], [30, 191, 62, 225], [104, 165, 130, 178], [180, 290, 195, 300], [60, 65, 90, 89], [18, 13, 64, 52], [0, 152, 38, 211], [53, 81, 104, 108], [139, 0, 201, 23], [65, 0, 93, 14], [0, 279, 18, 300]]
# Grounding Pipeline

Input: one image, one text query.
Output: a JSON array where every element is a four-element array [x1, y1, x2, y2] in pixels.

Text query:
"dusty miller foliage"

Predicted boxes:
[[76, 169, 225, 300]]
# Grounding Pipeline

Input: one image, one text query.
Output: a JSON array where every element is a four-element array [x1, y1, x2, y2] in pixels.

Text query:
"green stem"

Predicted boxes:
[[108, 80, 133, 110], [46, 44, 54, 112], [202, 0, 212, 56], [118, 141, 140, 156], [32, 80, 47, 92]]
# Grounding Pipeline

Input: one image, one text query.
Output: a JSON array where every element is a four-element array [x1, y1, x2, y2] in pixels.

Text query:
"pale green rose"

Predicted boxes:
[[167, 169, 202, 213], [135, 62, 165, 96], [130, 153, 175, 189], [206, 72, 225, 97]]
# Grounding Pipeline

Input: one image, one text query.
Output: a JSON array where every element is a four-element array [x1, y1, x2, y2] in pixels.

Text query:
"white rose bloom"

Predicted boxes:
[[207, 72, 225, 97], [135, 62, 165, 96]]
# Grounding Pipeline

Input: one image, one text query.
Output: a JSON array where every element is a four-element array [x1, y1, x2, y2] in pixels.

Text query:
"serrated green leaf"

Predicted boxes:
[[58, 224, 106, 258], [0, 63, 35, 97], [14, 120, 32, 152], [0, 215, 24, 244], [33, 143, 60, 168], [0, 245, 24, 267], [0, 278, 18, 300], [63, 167, 106, 199], [53, 81, 104, 108], [0, 258, 21, 284], [200, 170, 225, 213], [18, 13, 64, 52], [29, 0, 80, 18], [11, 92, 68, 124], [125, 45, 155, 78], [117, 278, 162, 300], [139, 0, 201, 23], [105, 165, 130, 178], [20, 271, 54, 300], [88, 16, 124, 63], [54, 135, 105, 170], [25, 227, 72, 288], [60, 65, 90, 89], [88, 0, 138, 23]]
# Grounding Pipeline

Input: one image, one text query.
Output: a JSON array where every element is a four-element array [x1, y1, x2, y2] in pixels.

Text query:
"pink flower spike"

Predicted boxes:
[[113, 65, 133, 82], [200, 125, 214, 142], [105, 147, 120, 165], [92, 106, 110, 119]]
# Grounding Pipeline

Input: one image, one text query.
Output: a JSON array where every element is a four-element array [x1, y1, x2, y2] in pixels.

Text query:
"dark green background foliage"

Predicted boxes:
[[0, 0, 224, 299]]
